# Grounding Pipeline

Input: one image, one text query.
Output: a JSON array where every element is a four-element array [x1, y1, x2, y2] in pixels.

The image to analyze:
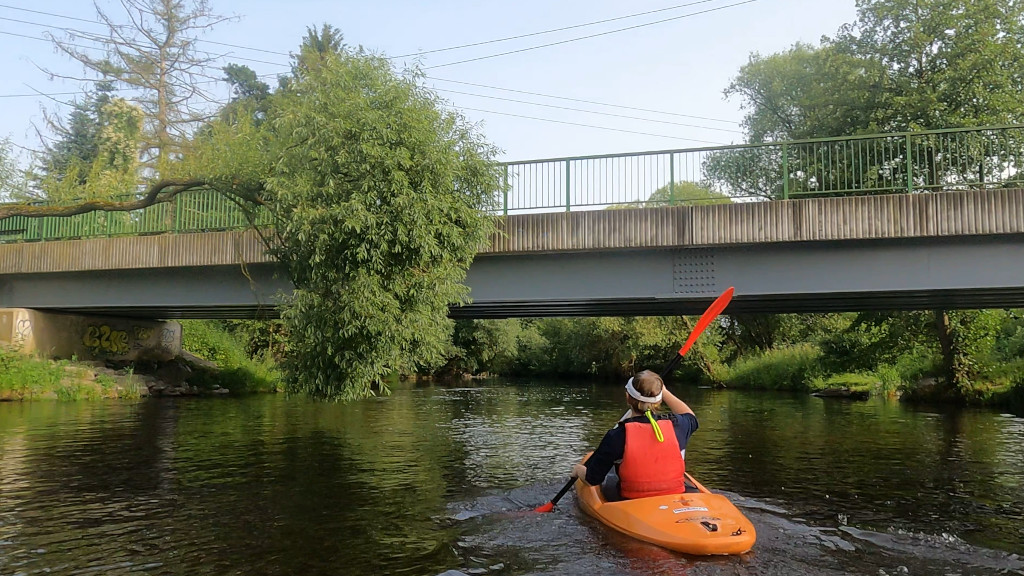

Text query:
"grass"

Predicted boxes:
[[0, 347, 66, 400], [179, 320, 282, 393], [722, 343, 822, 391], [808, 372, 879, 394]]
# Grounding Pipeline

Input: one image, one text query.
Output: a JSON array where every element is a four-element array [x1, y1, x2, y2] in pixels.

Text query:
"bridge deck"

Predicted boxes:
[[0, 189, 1022, 275], [2, 189, 1024, 318]]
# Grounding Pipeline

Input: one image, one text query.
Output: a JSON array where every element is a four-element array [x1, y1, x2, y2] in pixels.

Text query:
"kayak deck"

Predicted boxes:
[[574, 456, 756, 555]]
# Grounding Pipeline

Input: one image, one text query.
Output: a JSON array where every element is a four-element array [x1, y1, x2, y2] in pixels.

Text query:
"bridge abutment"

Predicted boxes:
[[0, 308, 181, 362]]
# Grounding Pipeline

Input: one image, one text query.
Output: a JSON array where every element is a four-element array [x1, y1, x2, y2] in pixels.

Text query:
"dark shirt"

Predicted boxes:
[[584, 412, 699, 486]]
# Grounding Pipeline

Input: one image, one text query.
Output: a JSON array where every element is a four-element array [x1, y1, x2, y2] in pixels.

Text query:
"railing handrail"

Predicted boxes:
[[500, 123, 1024, 166], [2, 124, 1023, 238]]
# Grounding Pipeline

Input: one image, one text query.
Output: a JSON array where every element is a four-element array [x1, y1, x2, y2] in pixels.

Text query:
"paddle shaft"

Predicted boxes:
[[536, 287, 735, 512]]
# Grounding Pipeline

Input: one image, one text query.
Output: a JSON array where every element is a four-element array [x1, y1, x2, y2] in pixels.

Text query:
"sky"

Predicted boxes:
[[0, 0, 857, 163]]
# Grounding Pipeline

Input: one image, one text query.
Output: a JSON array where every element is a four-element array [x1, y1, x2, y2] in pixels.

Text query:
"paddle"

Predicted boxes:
[[533, 286, 735, 513]]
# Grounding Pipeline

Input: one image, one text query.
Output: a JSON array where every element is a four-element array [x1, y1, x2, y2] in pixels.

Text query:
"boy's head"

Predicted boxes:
[[625, 370, 664, 412]]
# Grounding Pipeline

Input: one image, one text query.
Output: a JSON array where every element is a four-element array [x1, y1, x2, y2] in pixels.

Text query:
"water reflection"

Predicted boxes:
[[0, 382, 1021, 576]]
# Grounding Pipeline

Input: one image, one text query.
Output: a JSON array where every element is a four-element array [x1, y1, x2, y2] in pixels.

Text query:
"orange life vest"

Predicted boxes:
[[618, 418, 686, 499]]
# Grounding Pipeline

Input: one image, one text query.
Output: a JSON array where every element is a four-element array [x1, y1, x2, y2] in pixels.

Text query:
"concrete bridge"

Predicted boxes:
[[1, 188, 1023, 319]]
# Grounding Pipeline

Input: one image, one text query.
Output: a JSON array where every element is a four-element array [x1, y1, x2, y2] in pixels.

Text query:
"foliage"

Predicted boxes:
[[836, 0, 1024, 131], [808, 372, 879, 393], [32, 97, 144, 205], [0, 138, 30, 202], [224, 320, 287, 362], [219, 64, 272, 126], [723, 43, 884, 143], [180, 320, 282, 393], [644, 181, 732, 206], [722, 343, 822, 391], [818, 312, 937, 373], [45, 0, 230, 171], [258, 37, 500, 400], [435, 319, 525, 376], [0, 348, 66, 399], [943, 310, 1004, 396], [473, 316, 723, 384]]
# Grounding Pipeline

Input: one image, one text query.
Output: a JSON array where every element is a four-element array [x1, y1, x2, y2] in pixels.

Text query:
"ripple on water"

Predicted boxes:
[[1, 388, 1023, 576]]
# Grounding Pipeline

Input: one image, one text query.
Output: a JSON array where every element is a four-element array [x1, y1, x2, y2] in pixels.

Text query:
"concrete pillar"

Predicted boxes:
[[0, 309, 181, 362]]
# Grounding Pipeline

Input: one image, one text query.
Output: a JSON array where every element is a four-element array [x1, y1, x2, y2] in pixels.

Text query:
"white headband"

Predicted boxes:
[[625, 377, 663, 404]]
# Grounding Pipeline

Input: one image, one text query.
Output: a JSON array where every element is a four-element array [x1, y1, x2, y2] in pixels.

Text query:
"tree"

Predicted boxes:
[[35, 96, 145, 205], [707, 0, 1024, 200], [259, 40, 501, 400], [645, 181, 731, 206], [0, 139, 30, 202], [219, 64, 271, 126], [434, 319, 525, 377], [45, 0, 231, 173], [35, 82, 116, 188], [713, 0, 1024, 396], [836, 0, 1024, 132]]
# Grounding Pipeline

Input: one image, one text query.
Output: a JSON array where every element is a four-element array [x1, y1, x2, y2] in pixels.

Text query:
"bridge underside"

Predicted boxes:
[[2, 235, 1023, 319]]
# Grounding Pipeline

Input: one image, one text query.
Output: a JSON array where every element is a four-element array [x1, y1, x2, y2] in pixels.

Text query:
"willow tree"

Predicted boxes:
[[261, 44, 499, 399], [2, 26, 501, 401]]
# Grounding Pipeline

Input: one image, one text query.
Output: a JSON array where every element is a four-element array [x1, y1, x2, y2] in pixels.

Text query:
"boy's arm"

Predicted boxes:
[[662, 387, 694, 416]]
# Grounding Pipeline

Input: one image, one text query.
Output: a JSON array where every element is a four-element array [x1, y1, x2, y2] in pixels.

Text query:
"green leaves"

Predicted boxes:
[[260, 46, 500, 400]]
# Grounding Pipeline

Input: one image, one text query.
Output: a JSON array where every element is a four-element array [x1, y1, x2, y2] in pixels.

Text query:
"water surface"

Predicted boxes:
[[0, 382, 1021, 575]]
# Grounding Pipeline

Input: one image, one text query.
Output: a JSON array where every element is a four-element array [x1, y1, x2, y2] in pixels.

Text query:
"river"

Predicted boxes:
[[0, 382, 1021, 575]]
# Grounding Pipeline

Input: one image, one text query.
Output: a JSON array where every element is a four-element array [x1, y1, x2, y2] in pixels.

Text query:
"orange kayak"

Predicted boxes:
[[574, 454, 756, 555]]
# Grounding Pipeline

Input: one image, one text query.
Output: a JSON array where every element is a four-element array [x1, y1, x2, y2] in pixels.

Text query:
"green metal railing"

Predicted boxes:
[[501, 124, 1024, 212], [0, 191, 274, 242], [1, 125, 1022, 242]]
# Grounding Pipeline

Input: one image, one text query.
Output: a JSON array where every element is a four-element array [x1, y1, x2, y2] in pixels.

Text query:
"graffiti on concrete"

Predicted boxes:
[[15, 318, 32, 346], [159, 327, 177, 351], [132, 326, 155, 349], [83, 325, 131, 356]]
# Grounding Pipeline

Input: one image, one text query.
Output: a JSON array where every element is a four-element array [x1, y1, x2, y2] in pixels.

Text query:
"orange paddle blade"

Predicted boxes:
[[677, 287, 734, 357], [534, 502, 555, 513]]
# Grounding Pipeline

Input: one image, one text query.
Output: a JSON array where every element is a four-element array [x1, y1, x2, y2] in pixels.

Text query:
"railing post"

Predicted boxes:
[[905, 134, 913, 193], [502, 165, 509, 216], [781, 143, 790, 200], [564, 159, 571, 212], [174, 193, 183, 233], [669, 154, 676, 205]]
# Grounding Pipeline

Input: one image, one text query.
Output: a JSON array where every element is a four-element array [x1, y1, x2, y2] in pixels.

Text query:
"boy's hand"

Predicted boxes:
[[571, 463, 587, 480]]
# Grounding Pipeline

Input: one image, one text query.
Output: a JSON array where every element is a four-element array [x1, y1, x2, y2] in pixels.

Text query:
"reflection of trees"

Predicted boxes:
[[689, 392, 987, 535]]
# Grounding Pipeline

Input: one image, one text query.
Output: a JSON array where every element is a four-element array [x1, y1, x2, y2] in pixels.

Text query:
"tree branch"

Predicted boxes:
[[0, 177, 206, 219]]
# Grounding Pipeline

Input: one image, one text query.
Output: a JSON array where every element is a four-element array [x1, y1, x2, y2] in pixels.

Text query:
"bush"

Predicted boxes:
[[0, 348, 65, 399], [871, 364, 905, 397], [722, 343, 822, 391], [180, 320, 282, 393], [808, 372, 879, 392]]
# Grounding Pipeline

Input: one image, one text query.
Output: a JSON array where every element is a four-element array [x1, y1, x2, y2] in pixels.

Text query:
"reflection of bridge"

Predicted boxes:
[[1, 188, 1024, 318], [1, 125, 1024, 319]]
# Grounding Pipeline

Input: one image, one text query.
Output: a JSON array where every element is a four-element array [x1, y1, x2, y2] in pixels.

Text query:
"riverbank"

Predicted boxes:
[[681, 342, 1024, 412], [0, 346, 281, 401]]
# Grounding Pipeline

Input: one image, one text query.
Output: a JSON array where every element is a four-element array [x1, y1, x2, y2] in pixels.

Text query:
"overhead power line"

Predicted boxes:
[[2, 0, 758, 71], [0, 15, 290, 68], [0, 4, 748, 142], [428, 77, 740, 125], [391, 0, 720, 59], [0, 3, 292, 56], [434, 87, 742, 133], [457, 107, 725, 144], [425, 0, 759, 69]]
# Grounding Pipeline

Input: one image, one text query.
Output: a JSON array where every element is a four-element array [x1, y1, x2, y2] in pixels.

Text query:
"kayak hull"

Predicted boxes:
[[574, 455, 756, 555]]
